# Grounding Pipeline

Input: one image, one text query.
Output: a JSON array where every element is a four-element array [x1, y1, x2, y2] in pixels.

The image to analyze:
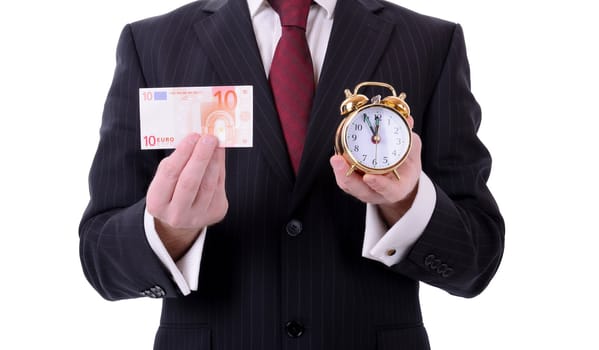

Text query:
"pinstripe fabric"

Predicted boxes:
[[79, 0, 504, 349]]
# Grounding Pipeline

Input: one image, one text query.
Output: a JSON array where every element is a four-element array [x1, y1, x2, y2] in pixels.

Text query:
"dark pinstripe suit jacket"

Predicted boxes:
[[79, 0, 504, 348]]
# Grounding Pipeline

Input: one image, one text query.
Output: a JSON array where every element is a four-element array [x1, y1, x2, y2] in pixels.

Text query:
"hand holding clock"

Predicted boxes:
[[330, 114, 422, 226]]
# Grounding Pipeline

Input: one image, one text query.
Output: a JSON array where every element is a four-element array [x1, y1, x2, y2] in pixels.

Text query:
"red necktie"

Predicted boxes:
[[269, 0, 315, 174]]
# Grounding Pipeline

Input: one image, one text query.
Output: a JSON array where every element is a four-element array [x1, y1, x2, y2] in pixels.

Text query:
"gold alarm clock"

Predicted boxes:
[[335, 82, 412, 180]]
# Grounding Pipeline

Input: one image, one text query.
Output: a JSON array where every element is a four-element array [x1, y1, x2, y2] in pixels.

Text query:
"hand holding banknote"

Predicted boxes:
[[146, 133, 228, 260]]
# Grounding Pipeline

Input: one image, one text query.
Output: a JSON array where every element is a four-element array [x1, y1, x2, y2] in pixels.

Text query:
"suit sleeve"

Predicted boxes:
[[79, 24, 181, 300], [391, 24, 505, 298]]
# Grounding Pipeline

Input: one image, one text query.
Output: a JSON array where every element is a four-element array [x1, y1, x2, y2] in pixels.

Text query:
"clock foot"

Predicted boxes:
[[393, 169, 401, 181], [346, 164, 356, 177]]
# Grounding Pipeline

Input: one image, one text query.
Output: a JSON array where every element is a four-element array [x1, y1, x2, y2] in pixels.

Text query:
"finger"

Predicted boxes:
[[170, 135, 219, 209], [213, 147, 227, 203], [406, 115, 415, 130], [217, 148, 226, 188], [408, 132, 422, 161], [330, 155, 385, 203], [363, 172, 414, 204], [363, 152, 421, 203], [192, 147, 225, 211], [147, 133, 201, 213], [205, 149, 229, 224]]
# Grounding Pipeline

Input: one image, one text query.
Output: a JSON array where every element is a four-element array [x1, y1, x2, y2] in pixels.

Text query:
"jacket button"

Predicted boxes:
[[286, 220, 303, 237], [285, 320, 304, 338]]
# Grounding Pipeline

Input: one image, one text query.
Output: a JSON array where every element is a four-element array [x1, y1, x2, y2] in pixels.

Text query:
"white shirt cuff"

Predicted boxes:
[[362, 172, 436, 266], [144, 209, 206, 295]]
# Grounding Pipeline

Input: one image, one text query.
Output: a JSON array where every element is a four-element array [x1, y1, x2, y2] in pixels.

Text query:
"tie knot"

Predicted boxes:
[[270, 0, 312, 29]]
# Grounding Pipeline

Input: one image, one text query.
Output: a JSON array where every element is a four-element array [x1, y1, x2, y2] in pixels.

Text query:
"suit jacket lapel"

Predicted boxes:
[[194, 0, 295, 187], [292, 0, 395, 210]]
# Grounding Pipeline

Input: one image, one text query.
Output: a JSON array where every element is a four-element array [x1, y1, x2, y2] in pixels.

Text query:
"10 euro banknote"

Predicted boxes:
[[139, 85, 253, 149]]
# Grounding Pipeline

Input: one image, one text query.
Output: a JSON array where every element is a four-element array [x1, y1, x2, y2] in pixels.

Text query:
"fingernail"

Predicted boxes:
[[201, 135, 217, 145], [185, 133, 201, 144], [331, 158, 344, 170]]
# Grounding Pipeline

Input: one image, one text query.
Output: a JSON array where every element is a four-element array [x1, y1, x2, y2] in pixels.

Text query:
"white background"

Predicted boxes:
[[1, 0, 598, 349]]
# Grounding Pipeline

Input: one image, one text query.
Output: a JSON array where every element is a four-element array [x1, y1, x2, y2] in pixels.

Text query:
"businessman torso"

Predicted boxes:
[[80, 0, 503, 349]]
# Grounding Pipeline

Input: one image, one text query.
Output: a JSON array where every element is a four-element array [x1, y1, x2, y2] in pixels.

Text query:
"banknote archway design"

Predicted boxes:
[[205, 111, 235, 145]]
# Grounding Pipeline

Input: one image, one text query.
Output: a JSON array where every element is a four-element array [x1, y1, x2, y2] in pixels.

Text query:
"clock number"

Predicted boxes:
[[351, 134, 357, 141], [354, 124, 363, 131], [362, 154, 367, 162], [394, 127, 399, 135], [372, 158, 378, 166], [383, 156, 389, 164], [396, 138, 402, 145], [392, 150, 397, 156], [353, 145, 360, 152]]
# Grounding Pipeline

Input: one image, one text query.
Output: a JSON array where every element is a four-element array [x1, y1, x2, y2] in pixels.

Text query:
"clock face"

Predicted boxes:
[[344, 105, 411, 171]]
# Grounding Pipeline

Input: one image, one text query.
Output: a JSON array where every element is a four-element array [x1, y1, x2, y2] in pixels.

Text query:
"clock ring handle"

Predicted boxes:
[[351, 81, 410, 119], [353, 81, 399, 97]]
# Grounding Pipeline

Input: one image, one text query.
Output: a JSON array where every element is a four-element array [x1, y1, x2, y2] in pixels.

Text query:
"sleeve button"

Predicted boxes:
[[424, 254, 435, 266], [442, 268, 454, 278]]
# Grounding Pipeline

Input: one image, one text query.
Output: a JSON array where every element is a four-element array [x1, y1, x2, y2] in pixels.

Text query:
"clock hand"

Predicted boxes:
[[374, 116, 380, 168], [363, 113, 376, 136], [371, 114, 381, 145], [374, 139, 378, 168]]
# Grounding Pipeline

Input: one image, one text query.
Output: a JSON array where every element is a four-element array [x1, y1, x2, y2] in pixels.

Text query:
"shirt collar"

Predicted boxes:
[[248, 0, 336, 19]]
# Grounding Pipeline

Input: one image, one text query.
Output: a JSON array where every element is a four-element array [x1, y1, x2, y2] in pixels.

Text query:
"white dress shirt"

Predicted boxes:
[[144, 0, 437, 295]]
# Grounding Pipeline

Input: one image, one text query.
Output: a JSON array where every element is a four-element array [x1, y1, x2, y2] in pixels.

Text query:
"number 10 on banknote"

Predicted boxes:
[[139, 85, 253, 149]]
